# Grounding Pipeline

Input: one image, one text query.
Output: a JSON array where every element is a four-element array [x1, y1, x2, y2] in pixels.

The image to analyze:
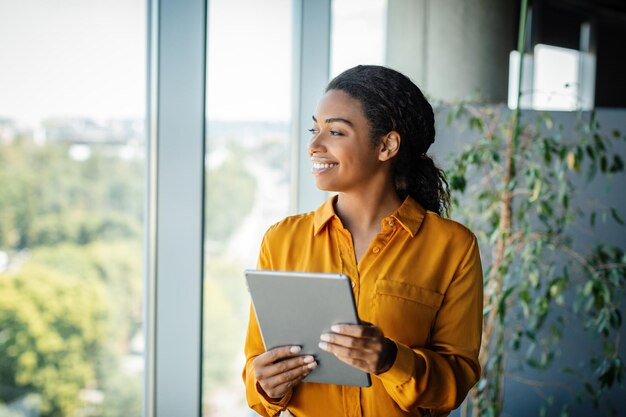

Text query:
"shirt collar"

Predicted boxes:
[[313, 195, 426, 237], [313, 195, 339, 236], [391, 196, 426, 237]]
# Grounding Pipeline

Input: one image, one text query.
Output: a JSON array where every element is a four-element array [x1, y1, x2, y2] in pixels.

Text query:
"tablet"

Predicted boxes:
[[244, 269, 371, 387]]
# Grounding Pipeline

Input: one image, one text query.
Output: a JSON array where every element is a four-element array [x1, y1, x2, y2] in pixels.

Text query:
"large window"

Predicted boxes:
[[202, 0, 293, 415], [0, 2, 391, 416], [0, 1, 146, 416]]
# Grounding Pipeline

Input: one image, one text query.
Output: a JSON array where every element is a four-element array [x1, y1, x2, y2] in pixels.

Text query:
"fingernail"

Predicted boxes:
[[331, 325, 340, 332], [307, 362, 317, 369], [303, 355, 314, 363], [290, 346, 301, 354], [320, 333, 330, 342], [318, 342, 328, 351]]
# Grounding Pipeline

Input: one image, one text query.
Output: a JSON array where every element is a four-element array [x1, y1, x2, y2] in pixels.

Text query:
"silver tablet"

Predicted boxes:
[[244, 269, 371, 387]]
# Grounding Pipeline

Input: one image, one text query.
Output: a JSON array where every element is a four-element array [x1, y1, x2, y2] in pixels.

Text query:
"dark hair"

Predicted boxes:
[[326, 65, 450, 216]]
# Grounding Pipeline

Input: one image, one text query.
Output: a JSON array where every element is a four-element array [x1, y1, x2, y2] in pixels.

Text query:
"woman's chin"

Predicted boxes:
[[314, 181, 338, 193]]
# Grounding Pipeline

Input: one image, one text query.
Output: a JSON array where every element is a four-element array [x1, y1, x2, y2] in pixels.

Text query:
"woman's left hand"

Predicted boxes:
[[319, 322, 397, 375]]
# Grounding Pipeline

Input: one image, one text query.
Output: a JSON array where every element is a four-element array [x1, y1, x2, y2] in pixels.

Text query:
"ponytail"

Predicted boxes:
[[395, 153, 450, 216]]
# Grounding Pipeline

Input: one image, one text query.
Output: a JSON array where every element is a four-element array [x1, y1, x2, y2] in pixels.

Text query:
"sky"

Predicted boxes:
[[206, 0, 293, 122], [0, 0, 146, 122], [0, 0, 386, 124]]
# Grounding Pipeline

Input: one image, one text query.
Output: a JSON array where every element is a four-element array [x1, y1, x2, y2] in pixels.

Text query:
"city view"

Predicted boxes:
[[0, 114, 291, 416], [0, 115, 146, 417]]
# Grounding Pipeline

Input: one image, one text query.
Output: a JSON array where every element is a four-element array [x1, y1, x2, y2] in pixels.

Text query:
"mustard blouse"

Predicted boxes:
[[243, 196, 483, 417]]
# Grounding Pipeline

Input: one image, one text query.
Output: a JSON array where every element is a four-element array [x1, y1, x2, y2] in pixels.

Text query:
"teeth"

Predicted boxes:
[[313, 163, 337, 169]]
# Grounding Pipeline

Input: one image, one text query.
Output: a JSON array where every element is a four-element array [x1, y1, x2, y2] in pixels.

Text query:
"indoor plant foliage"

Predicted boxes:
[[446, 102, 626, 417]]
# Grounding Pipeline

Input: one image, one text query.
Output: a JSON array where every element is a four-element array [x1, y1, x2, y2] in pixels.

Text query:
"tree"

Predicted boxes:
[[0, 140, 144, 252], [0, 133, 145, 416], [30, 241, 144, 356], [205, 145, 257, 243], [0, 264, 108, 417], [202, 259, 249, 404]]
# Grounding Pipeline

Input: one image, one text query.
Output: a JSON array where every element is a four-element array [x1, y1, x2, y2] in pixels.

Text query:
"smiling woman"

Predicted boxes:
[[243, 65, 484, 417]]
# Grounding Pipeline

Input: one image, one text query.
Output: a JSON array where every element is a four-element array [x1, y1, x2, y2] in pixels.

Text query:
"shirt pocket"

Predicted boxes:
[[374, 278, 444, 347]]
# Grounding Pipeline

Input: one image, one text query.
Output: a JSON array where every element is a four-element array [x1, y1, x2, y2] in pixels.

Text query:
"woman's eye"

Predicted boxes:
[[307, 128, 342, 136]]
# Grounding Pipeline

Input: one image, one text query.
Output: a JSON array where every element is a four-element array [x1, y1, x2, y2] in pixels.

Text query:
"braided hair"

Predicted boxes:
[[325, 65, 450, 216]]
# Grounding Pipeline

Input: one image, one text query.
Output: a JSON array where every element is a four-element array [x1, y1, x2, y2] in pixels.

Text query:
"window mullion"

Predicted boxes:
[[146, 1, 207, 416], [291, 0, 332, 213]]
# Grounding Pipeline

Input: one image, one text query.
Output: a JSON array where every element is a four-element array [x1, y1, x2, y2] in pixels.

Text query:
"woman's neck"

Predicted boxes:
[[334, 186, 403, 235]]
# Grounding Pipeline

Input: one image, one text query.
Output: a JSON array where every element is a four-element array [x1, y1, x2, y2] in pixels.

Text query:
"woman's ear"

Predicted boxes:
[[379, 131, 401, 162]]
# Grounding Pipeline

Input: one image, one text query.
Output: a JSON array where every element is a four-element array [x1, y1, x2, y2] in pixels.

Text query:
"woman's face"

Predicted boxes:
[[308, 89, 388, 193]]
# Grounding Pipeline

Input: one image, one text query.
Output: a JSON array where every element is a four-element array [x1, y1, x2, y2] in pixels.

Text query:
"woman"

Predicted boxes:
[[243, 65, 483, 417]]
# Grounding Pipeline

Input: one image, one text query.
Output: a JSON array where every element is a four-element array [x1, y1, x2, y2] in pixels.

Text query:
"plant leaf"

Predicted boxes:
[[530, 179, 542, 202], [610, 208, 624, 225], [566, 152, 576, 171]]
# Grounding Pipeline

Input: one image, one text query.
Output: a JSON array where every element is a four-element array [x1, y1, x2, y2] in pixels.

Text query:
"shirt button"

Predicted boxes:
[[389, 220, 395, 226], [351, 281, 356, 288], [372, 247, 380, 254]]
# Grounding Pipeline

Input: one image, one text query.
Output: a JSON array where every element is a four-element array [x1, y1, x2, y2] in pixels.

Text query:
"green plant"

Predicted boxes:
[[444, 1, 626, 415], [446, 100, 625, 416]]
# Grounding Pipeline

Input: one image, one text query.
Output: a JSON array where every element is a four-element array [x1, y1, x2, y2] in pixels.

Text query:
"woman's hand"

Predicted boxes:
[[252, 346, 317, 400], [318, 323, 397, 375]]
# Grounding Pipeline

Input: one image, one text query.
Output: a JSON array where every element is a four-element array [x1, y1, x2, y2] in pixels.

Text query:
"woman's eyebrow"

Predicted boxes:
[[311, 115, 353, 127]]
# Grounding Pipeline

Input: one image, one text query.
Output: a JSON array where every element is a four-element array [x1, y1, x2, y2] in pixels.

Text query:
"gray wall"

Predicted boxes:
[[386, 0, 516, 103]]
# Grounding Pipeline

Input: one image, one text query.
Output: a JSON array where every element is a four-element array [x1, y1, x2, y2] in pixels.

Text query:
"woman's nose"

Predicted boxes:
[[307, 132, 324, 156]]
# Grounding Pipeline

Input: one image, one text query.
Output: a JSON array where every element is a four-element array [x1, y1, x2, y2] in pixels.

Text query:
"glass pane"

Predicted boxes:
[[330, 0, 387, 77], [203, 0, 292, 415], [0, 1, 146, 417]]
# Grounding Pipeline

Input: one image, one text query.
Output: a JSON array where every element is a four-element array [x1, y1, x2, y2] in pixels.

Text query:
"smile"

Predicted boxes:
[[312, 163, 338, 169]]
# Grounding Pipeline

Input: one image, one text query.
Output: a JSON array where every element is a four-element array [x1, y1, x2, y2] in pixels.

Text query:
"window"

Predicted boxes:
[[330, 0, 387, 77], [202, 0, 293, 415], [0, 1, 146, 417], [508, 44, 595, 110]]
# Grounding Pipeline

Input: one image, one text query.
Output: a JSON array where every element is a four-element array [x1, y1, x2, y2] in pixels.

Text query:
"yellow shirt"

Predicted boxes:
[[243, 196, 483, 417]]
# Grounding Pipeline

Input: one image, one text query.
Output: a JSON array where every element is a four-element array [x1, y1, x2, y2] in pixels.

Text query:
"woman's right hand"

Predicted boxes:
[[252, 345, 317, 400]]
